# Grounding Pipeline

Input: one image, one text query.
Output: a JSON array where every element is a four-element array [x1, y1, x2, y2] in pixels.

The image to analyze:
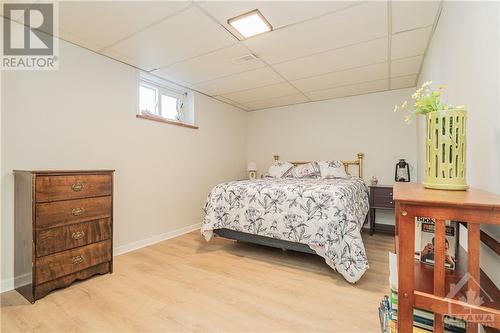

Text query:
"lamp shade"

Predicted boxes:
[[247, 162, 257, 171]]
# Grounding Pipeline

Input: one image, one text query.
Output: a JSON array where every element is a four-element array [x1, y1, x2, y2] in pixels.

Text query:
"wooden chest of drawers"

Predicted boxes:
[[14, 170, 114, 302]]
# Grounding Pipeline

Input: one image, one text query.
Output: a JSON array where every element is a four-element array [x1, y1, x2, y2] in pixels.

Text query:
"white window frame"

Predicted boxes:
[[138, 73, 188, 122]]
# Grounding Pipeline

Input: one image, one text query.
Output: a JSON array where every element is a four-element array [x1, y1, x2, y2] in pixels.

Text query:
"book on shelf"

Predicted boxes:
[[418, 219, 457, 270], [378, 290, 466, 333], [413, 217, 458, 269], [384, 252, 466, 333]]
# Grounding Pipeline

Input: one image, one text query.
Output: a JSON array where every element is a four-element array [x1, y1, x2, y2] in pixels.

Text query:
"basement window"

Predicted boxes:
[[137, 73, 197, 129]]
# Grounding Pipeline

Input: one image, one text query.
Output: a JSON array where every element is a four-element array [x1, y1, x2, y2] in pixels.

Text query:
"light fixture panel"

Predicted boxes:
[[228, 9, 272, 39]]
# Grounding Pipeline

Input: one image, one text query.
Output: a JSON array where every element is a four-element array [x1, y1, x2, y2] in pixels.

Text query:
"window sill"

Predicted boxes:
[[136, 114, 198, 130]]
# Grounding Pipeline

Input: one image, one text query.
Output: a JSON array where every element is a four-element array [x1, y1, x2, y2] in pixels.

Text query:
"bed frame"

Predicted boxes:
[[214, 153, 366, 254], [273, 152, 365, 178]]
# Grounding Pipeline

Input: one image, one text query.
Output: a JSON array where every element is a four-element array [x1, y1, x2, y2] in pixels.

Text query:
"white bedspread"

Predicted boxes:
[[202, 177, 370, 283]]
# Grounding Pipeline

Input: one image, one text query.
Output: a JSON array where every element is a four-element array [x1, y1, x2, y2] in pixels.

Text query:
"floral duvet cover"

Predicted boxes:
[[202, 177, 370, 283]]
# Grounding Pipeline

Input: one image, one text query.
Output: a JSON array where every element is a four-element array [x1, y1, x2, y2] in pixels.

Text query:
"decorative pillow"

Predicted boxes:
[[290, 162, 320, 178], [318, 160, 348, 179], [268, 161, 294, 178]]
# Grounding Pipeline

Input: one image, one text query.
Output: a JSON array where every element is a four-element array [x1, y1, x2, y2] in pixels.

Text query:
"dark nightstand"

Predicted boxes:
[[369, 185, 395, 235]]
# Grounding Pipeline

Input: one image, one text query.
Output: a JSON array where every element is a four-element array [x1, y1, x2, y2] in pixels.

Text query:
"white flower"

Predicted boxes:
[[401, 101, 408, 108]]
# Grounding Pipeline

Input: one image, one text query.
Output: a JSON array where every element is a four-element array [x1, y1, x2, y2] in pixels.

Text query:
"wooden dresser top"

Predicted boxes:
[[393, 183, 500, 209], [14, 170, 115, 175]]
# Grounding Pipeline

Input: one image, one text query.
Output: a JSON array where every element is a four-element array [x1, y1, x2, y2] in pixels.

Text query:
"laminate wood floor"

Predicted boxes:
[[1, 230, 394, 333]]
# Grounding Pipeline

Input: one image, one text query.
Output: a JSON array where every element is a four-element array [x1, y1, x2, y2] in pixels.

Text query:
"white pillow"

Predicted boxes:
[[290, 162, 320, 178], [268, 161, 294, 178], [318, 160, 348, 179]]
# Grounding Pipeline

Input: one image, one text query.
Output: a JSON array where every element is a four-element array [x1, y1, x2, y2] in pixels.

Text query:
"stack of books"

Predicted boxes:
[[380, 252, 466, 332], [378, 293, 430, 333], [386, 289, 466, 333]]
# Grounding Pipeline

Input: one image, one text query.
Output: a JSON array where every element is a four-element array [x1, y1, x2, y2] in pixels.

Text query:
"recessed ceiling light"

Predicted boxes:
[[228, 9, 272, 39]]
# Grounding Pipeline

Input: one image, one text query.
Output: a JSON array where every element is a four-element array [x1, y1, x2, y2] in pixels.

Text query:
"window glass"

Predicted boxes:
[[161, 94, 178, 120], [139, 85, 157, 114]]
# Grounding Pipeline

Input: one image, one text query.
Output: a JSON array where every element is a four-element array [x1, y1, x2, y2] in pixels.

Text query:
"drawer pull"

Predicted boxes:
[[71, 182, 85, 192], [71, 231, 85, 240], [71, 207, 85, 216], [71, 255, 85, 264]]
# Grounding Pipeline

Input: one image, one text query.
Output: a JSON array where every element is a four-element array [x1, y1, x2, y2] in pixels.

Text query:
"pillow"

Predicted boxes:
[[268, 161, 294, 178], [290, 162, 320, 178], [318, 160, 348, 179]]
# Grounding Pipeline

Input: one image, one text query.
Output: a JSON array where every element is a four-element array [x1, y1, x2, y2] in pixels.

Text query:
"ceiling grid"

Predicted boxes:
[[47, 0, 442, 111]]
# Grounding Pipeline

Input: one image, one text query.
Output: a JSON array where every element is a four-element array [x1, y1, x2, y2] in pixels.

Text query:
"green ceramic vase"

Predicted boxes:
[[423, 109, 468, 190]]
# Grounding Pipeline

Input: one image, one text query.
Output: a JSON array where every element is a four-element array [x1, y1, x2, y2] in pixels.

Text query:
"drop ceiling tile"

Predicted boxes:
[[196, 67, 284, 95], [199, 1, 359, 31], [243, 94, 309, 110], [152, 44, 266, 84], [390, 75, 417, 89], [58, 1, 191, 51], [391, 26, 432, 60], [392, 1, 440, 33], [221, 82, 298, 104], [243, 1, 387, 64], [273, 38, 388, 81], [391, 55, 423, 77], [214, 96, 252, 111], [305, 79, 389, 101], [102, 6, 236, 71], [292, 62, 388, 92], [148, 71, 202, 92]]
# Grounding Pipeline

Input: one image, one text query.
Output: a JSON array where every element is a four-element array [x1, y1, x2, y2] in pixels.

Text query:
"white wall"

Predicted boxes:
[[247, 88, 418, 225], [416, 1, 500, 287], [1, 40, 247, 291]]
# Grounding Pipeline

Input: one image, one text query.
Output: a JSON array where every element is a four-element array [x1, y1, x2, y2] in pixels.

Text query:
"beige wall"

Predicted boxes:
[[248, 89, 418, 184], [416, 1, 499, 287], [247, 88, 418, 225], [1, 40, 247, 290]]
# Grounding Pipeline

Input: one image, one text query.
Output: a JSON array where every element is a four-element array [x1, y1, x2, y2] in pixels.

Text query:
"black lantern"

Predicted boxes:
[[395, 159, 410, 182]]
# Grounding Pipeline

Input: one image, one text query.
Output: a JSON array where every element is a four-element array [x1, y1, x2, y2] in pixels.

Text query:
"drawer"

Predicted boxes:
[[35, 240, 111, 284], [36, 174, 112, 203], [373, 195, 395, 208], [372, 187, 393, 197], [36, 218, 111, 257], [36, 196, 112, 229]]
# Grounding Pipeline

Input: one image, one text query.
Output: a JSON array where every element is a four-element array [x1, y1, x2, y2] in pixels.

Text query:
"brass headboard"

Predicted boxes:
[[273, 153, 364, 178]]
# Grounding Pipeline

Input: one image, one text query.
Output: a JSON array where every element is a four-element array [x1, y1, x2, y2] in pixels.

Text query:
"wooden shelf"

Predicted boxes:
[[413, 245, 499, 310], [136, 114, 198, 129]]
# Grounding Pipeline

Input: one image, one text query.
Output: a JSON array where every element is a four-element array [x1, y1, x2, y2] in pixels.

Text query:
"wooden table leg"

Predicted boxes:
[[467, 223, 480, 333], [369, 208, 375, 235], [433, 220, 446, 333], [397, 206, 415, 333]]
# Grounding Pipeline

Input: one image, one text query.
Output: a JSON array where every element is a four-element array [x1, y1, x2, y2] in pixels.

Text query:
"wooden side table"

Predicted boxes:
[[369, 185, 395, 235], [394, 183, 500, 333]]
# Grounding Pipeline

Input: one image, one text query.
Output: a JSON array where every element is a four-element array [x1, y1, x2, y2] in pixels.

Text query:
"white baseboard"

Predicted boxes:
[[1, 278, 14, 293], [114, 223, 200, 256], [1, 273, 31, 294], [0, 223, 201, 293]]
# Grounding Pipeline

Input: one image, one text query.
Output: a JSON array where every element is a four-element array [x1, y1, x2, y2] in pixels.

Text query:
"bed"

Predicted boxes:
[[201, 153, 370, 283]]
